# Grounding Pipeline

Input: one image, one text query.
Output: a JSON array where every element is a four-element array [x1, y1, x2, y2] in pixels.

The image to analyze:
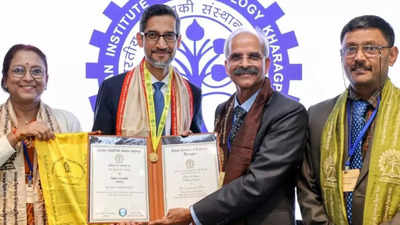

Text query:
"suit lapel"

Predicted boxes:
[[355, 140, 371, 189]]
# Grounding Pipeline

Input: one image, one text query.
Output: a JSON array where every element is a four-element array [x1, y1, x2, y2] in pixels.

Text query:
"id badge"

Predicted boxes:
[[342, 169, 360, 192]]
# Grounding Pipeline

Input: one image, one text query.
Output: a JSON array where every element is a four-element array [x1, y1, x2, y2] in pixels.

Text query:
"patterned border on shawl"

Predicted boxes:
[[116, 68, 135, 136]]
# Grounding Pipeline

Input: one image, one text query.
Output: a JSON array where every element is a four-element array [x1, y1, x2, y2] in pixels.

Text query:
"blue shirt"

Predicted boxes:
[[234, 89, 260, 112]]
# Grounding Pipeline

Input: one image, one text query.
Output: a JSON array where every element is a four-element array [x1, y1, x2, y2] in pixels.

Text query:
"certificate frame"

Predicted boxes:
[[161, 133, 221, 215], [87, 133, 221, 222], [87, 135, 149, 224]]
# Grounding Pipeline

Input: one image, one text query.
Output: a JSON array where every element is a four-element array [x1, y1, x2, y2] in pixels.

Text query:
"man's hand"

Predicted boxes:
[[89, 130, 102, 135], [180, 130, 193, 137], [150, 208, 193, 225]]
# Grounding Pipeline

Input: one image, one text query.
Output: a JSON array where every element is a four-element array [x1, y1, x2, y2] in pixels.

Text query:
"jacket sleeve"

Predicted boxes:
[[189, 83, 203, 133], [53, 109, 82, 132], [193, 101, 308, 224], [296, 103, 334, 225], [0, 136, 16, 167], [296, 140, 333, 225]]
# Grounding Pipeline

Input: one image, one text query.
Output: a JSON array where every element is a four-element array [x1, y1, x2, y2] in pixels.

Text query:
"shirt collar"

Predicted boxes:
[[151, 73, 169, 84], [348, 86, 382, 109], [234, 89, 260, 112]]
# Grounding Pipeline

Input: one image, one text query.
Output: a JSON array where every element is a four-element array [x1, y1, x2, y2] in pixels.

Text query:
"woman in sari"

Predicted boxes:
[[0, 44, 81, 225]]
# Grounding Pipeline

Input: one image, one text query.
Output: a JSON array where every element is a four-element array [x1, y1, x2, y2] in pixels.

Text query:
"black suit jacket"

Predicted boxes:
[[92, 72, 203, 134], [193, 91, 308, 225]]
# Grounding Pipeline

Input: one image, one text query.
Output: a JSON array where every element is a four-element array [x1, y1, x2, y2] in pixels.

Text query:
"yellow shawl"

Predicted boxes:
[[320, 80, 400, 225]]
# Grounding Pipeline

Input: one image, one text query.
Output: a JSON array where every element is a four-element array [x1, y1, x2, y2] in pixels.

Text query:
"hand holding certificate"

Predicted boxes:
[[87, 133, 221, 223], [161, 134, 220, 213]]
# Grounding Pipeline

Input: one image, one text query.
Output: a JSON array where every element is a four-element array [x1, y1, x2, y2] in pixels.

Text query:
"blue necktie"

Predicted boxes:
[[153, 82, 164, 133], [228, 106, 247, 147], [346, 100, 368, 224]]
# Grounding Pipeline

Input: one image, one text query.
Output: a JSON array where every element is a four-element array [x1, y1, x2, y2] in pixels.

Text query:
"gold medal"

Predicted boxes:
[[149, 152, 158, 163]]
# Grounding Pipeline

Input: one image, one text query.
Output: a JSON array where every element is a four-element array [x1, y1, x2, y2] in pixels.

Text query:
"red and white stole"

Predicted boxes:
[[116, 59, 194, 138]]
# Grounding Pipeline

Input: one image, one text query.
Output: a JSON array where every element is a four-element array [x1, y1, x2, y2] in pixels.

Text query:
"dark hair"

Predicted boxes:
[[340, 15, 395, 46], [139, 4, 180, 34], [1, 44, 48, 92]]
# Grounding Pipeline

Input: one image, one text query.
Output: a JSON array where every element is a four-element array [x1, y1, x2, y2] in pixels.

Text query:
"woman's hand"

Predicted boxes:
[[7, 121, 55, 148], [18, 121, 55, 141]]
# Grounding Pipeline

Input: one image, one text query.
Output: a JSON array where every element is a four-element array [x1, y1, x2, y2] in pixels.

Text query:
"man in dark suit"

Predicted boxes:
[[92, 4, 202, 136], [297, 15, 400, 225], [150, 27, 308, 225]]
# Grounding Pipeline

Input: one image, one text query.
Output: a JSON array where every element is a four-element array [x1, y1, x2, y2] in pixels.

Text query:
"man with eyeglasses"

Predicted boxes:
[[92, 4, 202, 137], [92, 6, 203, 223], [297, 15, 400, 225], [148, 27, 307, 225]]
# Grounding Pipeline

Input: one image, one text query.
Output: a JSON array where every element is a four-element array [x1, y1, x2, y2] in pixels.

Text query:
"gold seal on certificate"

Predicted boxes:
[[149, 152, 158, 162]]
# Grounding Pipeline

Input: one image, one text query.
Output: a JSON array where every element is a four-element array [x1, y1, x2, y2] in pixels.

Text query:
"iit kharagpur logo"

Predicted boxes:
[[86, 0, 302, 131]]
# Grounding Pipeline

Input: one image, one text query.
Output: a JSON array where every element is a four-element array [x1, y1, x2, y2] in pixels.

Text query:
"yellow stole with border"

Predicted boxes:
[[320, 80, 400, 225]]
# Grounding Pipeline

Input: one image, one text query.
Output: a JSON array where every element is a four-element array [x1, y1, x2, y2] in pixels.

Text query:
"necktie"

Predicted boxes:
[[228, 106, 247, 147], [346, 100, 369, 224], [153, 82, 164, 133]]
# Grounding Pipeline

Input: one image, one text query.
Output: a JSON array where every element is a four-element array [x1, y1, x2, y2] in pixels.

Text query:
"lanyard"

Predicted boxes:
[[143, 65, 172, 151], [345, 98, 380, 168], [22, 142, 33, 184]]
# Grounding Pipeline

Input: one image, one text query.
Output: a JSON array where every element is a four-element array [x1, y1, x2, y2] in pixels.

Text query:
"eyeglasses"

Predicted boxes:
[[341, 45, 391, 58], [141, 31, 178, 42], [10, 66, 45, 80]]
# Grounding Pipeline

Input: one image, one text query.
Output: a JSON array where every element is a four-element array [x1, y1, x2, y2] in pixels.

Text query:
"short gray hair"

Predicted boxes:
[[224, 27, 269, 59]]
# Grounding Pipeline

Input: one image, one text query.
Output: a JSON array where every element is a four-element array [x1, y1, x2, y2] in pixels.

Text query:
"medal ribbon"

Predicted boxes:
[[143, 64, 172, 151], [22, 142, 33, 184]]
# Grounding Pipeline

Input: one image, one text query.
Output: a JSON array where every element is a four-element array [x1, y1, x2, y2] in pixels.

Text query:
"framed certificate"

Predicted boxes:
[[88, 135, 149, 223], [87, 133, 221, 222], [161, 133, 220, 214]]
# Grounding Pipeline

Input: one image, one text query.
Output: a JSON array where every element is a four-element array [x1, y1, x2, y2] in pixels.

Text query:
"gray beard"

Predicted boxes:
[[148, 56, 173, 69]]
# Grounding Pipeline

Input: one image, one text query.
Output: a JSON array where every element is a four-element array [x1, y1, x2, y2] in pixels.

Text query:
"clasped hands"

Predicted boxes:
[[8, 121, 55, 147]]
